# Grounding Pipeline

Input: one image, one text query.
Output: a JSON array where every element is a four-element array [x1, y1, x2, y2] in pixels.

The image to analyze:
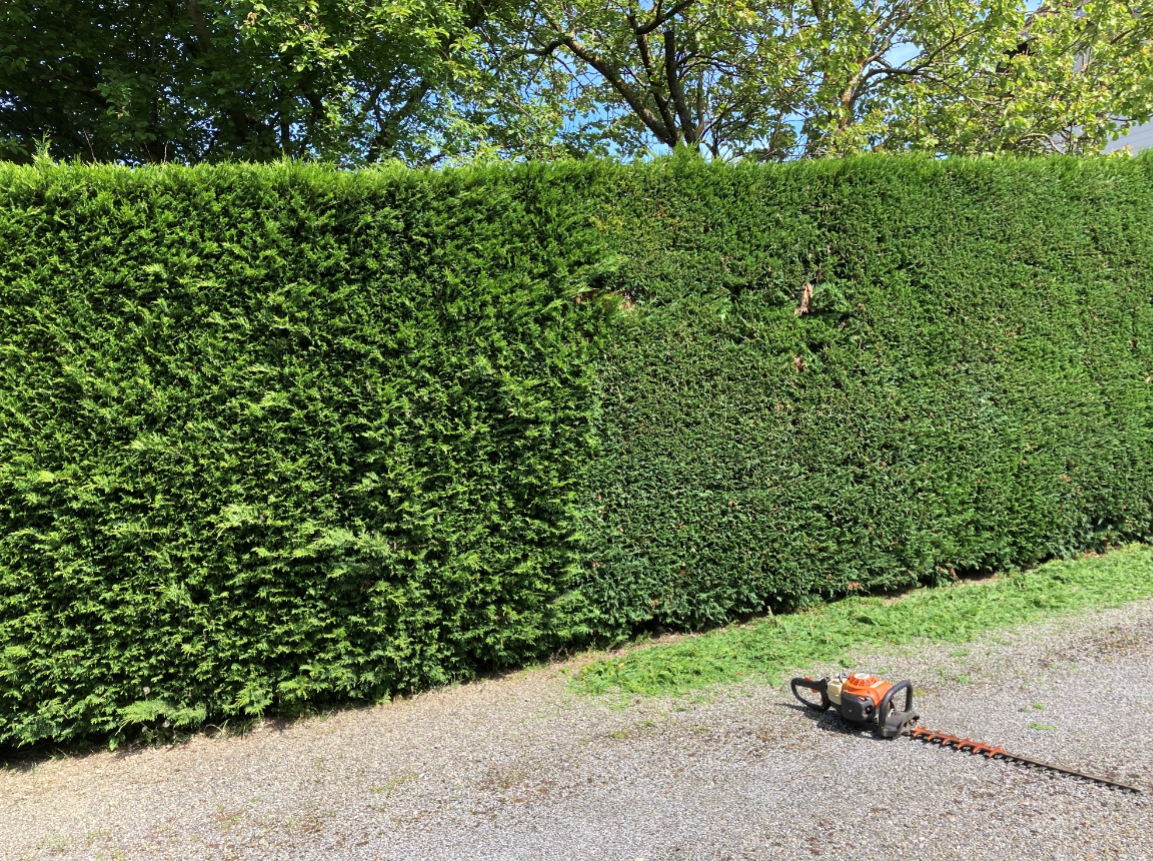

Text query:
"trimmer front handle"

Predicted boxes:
[[877, 679, 914, 738]]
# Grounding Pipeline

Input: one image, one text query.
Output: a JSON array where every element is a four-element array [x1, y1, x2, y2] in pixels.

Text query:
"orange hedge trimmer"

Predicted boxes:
[[791, 672, 1141, 793]]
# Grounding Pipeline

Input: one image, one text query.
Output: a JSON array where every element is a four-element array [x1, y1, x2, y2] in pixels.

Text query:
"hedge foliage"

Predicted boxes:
[[2, 154, 1153, 745], [578, 154, 1153, 633], [0, 162, 615, 745]]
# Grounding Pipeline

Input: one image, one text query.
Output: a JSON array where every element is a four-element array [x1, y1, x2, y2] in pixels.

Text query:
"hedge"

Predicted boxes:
[[578, 155, 1153, 632], [2, 154, 1152, 745], [0, 162, 615, 745]]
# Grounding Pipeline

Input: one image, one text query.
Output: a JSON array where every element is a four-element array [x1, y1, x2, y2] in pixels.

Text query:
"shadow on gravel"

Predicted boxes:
[[0, 703, 376, 772], [776, 701, 892, 740], [0, 669, 529, 772]]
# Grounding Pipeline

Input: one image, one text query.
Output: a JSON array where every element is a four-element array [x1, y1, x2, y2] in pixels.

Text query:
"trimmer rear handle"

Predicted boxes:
[[790, 677, 831, 711]]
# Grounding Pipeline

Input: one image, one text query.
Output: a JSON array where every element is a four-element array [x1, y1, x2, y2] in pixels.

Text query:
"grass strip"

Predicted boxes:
[[572, 543, 1153, 698]]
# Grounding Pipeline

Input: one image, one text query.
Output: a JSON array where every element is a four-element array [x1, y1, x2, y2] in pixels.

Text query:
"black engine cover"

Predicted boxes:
[[838, 693, 875, 724]]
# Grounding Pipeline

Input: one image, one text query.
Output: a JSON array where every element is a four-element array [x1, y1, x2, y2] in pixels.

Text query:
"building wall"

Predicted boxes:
[[1105, 122, 1153, 152]]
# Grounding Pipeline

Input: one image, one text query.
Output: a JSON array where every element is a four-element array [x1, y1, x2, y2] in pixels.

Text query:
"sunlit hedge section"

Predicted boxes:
[[0, 162, 615, 745], [3, 154, 1153, 745]]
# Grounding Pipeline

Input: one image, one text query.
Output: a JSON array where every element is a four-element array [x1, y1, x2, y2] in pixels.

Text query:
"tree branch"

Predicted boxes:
[[185, 0, 213, 51], [633, 0, 696, 36], [664, 29, 697, 143], [633, 27, 677, 134], [557, 31, 675, 144], [366, 79, 432, 162]]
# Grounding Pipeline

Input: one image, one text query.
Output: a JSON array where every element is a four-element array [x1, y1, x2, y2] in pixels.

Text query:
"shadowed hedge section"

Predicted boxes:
[[2, 155, 1153, 745], [577, 154, 1153, 633]]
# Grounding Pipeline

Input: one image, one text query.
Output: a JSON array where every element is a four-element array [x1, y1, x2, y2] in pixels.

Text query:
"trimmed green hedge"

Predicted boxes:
[[2, 155, 1153, 745], [0, 162, 615, 745], [578, 155, 1153, 633]]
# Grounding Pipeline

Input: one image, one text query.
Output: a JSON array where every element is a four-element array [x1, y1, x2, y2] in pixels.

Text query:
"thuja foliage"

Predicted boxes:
[[0, 161, 616, 746], [2, 154, 1153, 746], [577, 153, 1153, 634]]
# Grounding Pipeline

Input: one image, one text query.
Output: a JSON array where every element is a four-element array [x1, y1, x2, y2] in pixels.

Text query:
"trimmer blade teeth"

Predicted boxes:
[[908, 727, 1142, 794]]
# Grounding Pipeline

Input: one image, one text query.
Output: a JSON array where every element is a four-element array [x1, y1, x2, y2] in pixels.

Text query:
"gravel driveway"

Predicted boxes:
[[4, 600, 1152, 861]]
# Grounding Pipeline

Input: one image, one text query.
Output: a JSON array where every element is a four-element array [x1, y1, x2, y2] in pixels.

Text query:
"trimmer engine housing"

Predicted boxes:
[[791, 673, 919, 738]]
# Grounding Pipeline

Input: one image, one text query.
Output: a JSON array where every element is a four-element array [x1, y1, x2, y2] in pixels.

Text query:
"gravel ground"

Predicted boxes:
[[4, 600, 1153, 861]]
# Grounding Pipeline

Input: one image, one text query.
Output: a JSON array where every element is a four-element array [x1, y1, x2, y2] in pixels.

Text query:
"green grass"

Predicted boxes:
[[370, 773, 417, 797], [572, 543, 1153, 699]]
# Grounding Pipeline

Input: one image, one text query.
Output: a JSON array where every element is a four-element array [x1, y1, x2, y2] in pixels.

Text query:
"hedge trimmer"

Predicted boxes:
[[791, 672, 1142, 793]]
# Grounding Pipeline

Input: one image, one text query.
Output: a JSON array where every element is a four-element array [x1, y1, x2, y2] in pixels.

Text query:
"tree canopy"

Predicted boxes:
[[0, 0, 550, 165], [2, 0, 1151, 164]]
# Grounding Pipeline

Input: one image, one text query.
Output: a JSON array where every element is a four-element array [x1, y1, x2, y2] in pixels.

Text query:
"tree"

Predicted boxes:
[[886, 1, 1153, 155], [0, 0, 535, 165], [512, 0, 1153, 159], [4, 0, 1151, 164]]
